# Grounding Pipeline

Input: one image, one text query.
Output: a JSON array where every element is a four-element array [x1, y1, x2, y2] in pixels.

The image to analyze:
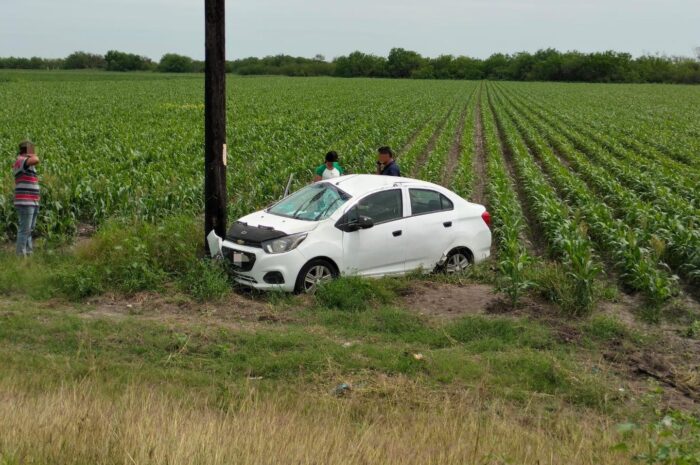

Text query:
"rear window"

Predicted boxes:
[[409, 189, 453, 215]]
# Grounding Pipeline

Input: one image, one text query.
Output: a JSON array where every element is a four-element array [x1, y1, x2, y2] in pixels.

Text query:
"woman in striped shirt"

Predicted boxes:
[[13, 140, 41, 256]]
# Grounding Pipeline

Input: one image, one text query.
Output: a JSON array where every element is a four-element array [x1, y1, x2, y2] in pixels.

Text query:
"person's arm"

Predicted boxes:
[[313, 164, 324, 182], [25, 154, 40, 166]]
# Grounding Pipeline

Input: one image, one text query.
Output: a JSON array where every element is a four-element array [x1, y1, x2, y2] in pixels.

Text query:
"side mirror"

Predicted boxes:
[[336, 215, 374, 232], [357, 215, 374, 230]]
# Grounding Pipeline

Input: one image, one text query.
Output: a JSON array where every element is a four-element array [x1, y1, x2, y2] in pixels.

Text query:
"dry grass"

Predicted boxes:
[[0, 376, 636, 465]]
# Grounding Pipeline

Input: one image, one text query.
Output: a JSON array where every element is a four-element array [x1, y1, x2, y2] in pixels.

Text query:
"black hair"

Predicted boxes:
[[378, 146, 394, 158], [325, 150, 338, 163], [18, 140, 35, 155]]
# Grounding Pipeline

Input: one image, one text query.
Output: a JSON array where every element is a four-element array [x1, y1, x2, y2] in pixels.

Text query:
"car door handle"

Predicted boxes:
[[443, 221, 452, 228], [392, 230, 402, 237]]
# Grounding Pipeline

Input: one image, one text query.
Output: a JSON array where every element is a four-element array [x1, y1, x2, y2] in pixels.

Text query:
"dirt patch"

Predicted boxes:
[[598, 295, 700, 410], [81, 290, 302, 329], [410, 104, 455, 178], [442, 95, 471, 187], [401, 282, 499, 319]]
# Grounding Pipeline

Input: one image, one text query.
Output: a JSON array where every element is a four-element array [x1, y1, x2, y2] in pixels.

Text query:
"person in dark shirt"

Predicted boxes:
[[376, 146, 400, 176]]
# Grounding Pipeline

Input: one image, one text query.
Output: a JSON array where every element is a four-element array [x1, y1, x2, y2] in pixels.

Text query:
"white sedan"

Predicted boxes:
[[208, 174, 491, 293]]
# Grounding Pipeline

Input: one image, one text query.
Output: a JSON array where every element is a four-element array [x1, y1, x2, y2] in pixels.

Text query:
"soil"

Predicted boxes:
[[81, 289, 306, 330], [401, 281, 499, 319]]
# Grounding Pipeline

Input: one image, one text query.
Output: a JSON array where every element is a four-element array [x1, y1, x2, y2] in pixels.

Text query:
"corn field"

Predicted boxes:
[[1, 71, 698, 307]]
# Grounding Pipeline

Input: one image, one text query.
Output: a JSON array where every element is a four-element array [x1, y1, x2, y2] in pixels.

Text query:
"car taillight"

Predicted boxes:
[[481, 211, 491, 227]]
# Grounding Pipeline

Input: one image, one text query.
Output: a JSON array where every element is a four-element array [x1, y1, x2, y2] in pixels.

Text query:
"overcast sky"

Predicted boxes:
[[2, 0, 698, 60]]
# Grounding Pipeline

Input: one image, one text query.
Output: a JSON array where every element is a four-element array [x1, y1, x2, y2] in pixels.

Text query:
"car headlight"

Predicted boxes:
[[262, 233, 307, 254]]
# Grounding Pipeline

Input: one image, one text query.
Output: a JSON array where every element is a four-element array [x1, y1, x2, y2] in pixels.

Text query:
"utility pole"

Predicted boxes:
[[204, 0, 227, 251]]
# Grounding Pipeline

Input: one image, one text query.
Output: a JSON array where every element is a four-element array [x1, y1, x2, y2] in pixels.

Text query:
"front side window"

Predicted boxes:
[[409, 189, 453, 215], [268, 183, 350, 221], [347, 189, 403, 224]]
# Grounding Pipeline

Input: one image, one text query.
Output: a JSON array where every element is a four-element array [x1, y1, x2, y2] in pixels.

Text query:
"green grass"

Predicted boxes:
[[0, 293, 611, 409], [0, 215, 232, 301]]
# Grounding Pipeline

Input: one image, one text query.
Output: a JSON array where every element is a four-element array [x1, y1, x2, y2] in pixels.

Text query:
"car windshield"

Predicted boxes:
[[267, 183, 351, 221]]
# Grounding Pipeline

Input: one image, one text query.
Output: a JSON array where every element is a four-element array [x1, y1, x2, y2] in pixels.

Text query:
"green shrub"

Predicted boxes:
[[178, 258, 231, 301], [54, 264, 103, 300], [54, 216, 228, 300], [528, 261, 596, 317], [617, 410, 700, 465]]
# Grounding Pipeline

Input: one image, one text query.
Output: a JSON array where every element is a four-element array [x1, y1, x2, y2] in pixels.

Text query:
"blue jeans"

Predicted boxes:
[[16, 205, 39, 256]]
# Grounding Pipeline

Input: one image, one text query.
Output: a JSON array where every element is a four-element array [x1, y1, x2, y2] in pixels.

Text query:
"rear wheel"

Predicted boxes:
[[444, 249, 471, 274], [295, 258, 337, 294]]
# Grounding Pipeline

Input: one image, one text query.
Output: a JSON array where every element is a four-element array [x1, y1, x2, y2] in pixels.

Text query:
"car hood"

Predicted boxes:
[[226, 211, 319, 246]]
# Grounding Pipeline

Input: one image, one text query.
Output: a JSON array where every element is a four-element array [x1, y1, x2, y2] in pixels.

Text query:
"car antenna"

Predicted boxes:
[[283, 173, 294, 198]]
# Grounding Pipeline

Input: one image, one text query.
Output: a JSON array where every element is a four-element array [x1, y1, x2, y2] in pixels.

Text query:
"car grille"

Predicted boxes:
[[222, 246, 256, 272]]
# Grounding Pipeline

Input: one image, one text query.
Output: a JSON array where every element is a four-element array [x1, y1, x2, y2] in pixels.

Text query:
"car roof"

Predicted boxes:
[[323, 174, 447, 197]]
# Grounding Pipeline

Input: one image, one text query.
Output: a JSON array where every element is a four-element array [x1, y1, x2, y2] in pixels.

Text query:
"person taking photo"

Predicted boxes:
[[12, 140, 41, 256]]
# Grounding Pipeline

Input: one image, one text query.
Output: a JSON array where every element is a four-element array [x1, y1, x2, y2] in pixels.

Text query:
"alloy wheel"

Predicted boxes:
[[303, 265, 333, 293], [445, 253, 470, 274]]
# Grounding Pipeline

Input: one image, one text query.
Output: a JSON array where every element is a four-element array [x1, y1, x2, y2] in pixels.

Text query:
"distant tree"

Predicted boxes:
[[2, 46, 700, 83], [429, 55, 454, 79], [333, 52, 387, 77], [483, 53, 513, 80], [230, 54, 334, 76], [158, 53, 195, 73], [387, 48, 424, 78], [105, 50, 154, 71], [449, 56, 483, 80], [63, 51, 105, 69]]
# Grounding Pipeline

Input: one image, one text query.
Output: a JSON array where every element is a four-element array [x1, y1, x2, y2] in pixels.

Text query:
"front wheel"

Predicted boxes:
[[294, 258, 337, 294], [443, 249, 472, 274]]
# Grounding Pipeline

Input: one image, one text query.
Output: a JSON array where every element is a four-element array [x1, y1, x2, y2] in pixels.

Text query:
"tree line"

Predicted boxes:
[[2, 48, 699, 84]]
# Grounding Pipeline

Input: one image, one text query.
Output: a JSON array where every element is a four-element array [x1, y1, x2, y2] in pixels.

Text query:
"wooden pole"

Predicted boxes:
[[204, 0, 227, 251]]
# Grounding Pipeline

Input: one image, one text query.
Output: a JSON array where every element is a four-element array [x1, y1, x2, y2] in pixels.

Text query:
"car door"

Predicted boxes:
[[402, 188, 456, 272], [339, 189, 407, 277]]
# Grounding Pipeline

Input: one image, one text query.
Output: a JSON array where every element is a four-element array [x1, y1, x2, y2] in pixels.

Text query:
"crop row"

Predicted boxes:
[[490, 85, 678, 305], [485, 86, 601, 313], [496, 84, 700, 283], [418, 86, 477, 184], [504, 87, 699, 205], [449, 89, 478, 198], [478, 87, 533, 306]]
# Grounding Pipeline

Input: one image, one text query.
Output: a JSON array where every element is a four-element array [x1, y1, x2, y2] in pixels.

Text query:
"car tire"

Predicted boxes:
[[443, 248, 472, 274], [294, 258, 338, 294]]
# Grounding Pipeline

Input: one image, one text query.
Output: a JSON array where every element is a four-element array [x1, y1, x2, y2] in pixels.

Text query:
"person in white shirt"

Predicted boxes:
[[313, 151, 345, 181]]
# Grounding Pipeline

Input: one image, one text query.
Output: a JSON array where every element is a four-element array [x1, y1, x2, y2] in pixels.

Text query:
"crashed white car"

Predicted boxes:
[[208, 174, 491, 293]]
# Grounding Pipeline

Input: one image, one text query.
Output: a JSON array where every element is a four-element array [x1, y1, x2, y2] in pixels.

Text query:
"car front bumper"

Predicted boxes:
[[221, 239, 306, 292]]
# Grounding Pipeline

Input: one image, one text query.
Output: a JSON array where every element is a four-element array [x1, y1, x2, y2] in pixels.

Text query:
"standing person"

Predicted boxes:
[[314, 150, 345, 181], [376, 146, 401, 176], [13, 140, 41, 256]]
